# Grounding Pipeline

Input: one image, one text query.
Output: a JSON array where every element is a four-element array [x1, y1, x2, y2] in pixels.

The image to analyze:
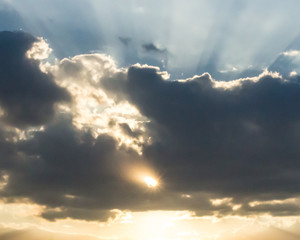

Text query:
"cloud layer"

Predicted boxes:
[[1, 31, 300, 222]]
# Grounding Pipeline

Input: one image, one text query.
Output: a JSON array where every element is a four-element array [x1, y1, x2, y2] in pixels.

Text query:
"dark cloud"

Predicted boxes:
[[118, 36, 131, 46], [0, 31, 70, 127], [1, 117, 170, 220], [0, 117, 222, 221], [242, 202, 300, 217], [142, 43, 166, 54], [102, 66, 300, 204], [119, 123, 142, 138], [141, 43, 168, 69]]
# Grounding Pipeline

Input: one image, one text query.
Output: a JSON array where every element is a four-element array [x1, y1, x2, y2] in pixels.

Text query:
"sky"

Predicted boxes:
[[1, 0, 300, 240]]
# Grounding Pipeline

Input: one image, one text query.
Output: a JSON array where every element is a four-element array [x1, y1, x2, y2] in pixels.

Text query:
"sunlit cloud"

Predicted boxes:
[[282, 50, 300, 57], [0, 172, 9, 190], [249, 198, 298, 208], [26, 37, 52, 60]]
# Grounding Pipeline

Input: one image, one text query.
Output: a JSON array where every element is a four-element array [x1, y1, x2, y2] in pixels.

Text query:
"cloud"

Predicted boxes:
[[1, 31, 300, 221], [141, 43, 168, 69], [0, 31, 70, 127], [102, 65, 300, 203], [282, 50, 300, 57], [1, 116, 163, 221], [142, 43, 166, 54], [118, 37, 131, 46], [119, 123, 143, 138]]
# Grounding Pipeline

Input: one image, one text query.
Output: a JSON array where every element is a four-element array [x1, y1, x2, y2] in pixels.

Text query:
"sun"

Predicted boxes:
[[144, 176, 158, 188]]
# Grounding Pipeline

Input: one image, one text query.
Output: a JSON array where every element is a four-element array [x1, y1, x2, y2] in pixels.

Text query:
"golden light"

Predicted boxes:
[[144, 176, 158, 188]]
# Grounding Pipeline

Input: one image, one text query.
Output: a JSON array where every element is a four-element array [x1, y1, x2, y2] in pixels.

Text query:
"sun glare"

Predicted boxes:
[[144, 176, 158, 188]]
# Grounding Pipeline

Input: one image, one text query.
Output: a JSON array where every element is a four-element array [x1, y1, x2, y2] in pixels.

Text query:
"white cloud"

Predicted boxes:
[[26, 37, 52, 60], [290, 71, 297, 77], [282, 50, 300, 57]]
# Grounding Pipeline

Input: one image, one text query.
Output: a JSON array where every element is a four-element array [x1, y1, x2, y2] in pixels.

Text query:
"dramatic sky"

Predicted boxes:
[[1, 0, 300, 240]]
